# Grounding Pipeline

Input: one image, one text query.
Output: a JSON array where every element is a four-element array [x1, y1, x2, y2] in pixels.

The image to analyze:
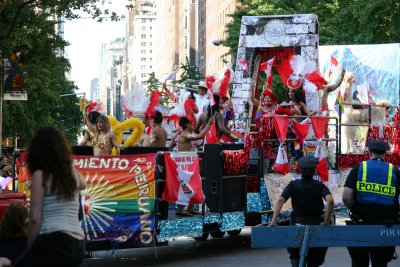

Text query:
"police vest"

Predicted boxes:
[[356, 160, 397, 206]]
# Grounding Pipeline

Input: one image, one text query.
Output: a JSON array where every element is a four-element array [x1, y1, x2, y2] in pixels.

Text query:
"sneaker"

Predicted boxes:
[[175, 209, 192, 216]]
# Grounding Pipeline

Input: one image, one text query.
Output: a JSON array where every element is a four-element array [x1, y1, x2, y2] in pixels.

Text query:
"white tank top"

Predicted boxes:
[[39, 192, 84, 236]]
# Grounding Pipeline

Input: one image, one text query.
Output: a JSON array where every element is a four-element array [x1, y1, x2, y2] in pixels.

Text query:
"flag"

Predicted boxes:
[[255, 102, 263, 128], [292, 118, 310, 145], [328, 56, 339, 78], [260, 57, 275, 89], [335, 90, 345, 115], [274, 144, 290, 175], [314, 146, 329, 182], [205, 123, 219, 144], [162, 154, 205, 205], [239, 59, 249, 72], [164, 71, 176, 82], [310, 116, 329, 182], [273, 115, 290, 175]]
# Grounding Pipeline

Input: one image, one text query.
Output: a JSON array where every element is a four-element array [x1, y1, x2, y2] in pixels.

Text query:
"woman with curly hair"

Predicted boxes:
[[14, 126, 86, 267], [0, 202, 28, 264]]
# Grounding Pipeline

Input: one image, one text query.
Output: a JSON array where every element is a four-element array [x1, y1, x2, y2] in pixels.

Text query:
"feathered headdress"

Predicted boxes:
[[168, 90, 198, 126], [80, 98, 104, 117], [122, 83, 162, 119], [276, 55, 327, 93], [205, 63, 234, 101]]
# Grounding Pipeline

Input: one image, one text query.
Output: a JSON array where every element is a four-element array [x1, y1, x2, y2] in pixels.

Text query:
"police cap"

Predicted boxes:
[[297, 156, 319, 169], [367, 139, 390, 154]]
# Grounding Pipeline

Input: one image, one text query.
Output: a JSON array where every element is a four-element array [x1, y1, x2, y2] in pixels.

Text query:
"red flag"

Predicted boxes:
[[272, 115, 289, 143], [315, 147, 329, 182], [310, 116, 327, 141], [292, 118, 309, 144], [328, 56, 339, 78], [162, 154, 205, 205], [205, 123, 219, 144], [239, 59, 249, 72], [260, 57, 275, 89], [274, 144, 290, 175]]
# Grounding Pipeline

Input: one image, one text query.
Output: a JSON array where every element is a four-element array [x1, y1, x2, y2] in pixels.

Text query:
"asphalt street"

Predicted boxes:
[[81, 227, 398, 267]]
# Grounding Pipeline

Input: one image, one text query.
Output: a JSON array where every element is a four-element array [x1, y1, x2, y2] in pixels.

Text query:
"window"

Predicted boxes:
[[149, 50, 152, 53], [149, 65, 152, 69], [141, 50, 146, 54], [150, 58, 152, 61], [141, 73, 146, 78], [141, 42, 146, 46], [141, 58, 146, 62], [141, 65, 146, 70], [150, 26, 152, 30], [149, 42, 152, 46], [150, 34, 152, 38], [142, 19, 146, 23], [142, 26, 146, 31], [141, 34, 146, 38]]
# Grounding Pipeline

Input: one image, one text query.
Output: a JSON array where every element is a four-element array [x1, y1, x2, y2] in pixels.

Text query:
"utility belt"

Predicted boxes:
[[348, 213, 399, 226]]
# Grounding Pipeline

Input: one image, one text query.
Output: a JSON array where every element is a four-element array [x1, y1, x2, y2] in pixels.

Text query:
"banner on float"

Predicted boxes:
[[3, 53, 28, 101], [264, 169, 349, 211], [320, 43, 400, 111], [74, 154, 157, 246]]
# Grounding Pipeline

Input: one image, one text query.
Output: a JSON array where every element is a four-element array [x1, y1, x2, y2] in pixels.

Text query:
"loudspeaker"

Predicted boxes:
[[72, 146, 93, 156], [120, 146, 168, 155], [204, 144, 246, 213]]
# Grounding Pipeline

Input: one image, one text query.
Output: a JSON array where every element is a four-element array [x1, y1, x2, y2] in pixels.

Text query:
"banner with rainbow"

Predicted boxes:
[[74, 154, 157, 246]]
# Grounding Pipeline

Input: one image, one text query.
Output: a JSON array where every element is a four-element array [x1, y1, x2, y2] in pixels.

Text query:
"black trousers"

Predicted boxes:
[[14, 231, 85, 267], [347, 246, 395, 267], [288, 216, 328, 267], [288, 247, 328, 267]]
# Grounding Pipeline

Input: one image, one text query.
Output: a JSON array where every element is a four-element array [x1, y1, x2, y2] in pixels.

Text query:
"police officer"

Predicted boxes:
[[343, 139, 400, 267], [269, 156, 334, 267]]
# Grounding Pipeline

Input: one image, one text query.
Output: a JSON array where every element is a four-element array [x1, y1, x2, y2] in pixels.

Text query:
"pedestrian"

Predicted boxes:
[[14, 126, 86, 267], [0, 203, 28, 264], [269, 156, 334, 267], [342, 139, 400, 267]]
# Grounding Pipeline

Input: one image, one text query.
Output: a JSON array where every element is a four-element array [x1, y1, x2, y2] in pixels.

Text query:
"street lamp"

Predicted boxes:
[[212, 39, 224, 46], [60, 92, 86, 98]]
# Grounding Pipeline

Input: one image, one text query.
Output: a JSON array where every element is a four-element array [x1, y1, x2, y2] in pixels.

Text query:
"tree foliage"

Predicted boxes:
[[0, 0, 134, 147], [225, 0, 400, 63]]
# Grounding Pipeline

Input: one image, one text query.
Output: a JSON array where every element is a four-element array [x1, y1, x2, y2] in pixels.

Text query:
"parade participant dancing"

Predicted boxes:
[[251, 88, 292, 128], [195, 94, 238, 142], [269, 156, 334, 267], [92, 114, 120, 156], [281, 88, 314, 121], [79, 111, 100, 146], [343, 140, 400, 267], [15, 126, 86, 267], [320, 69, 345, 116]]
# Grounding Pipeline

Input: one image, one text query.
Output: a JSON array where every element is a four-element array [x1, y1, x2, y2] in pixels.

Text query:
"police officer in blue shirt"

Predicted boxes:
[[343, 139, 400, 267]]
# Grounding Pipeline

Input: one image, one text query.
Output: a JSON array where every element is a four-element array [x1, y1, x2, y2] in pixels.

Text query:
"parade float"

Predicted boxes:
[[8, 14, 400, 255]]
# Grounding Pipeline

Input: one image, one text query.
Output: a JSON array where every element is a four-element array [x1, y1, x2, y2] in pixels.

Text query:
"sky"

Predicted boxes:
[[63, 4, 127, 98]]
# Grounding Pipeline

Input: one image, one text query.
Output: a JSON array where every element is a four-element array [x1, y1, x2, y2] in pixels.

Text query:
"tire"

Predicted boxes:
[[194, 232, 209, 241], [227, 229, 242, 236], [210, 230, 225, 238]]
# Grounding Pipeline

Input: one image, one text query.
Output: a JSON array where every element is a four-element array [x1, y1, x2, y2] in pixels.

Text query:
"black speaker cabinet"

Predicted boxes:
[[72, 146, 93, 156], [204, 144, 247, 213]]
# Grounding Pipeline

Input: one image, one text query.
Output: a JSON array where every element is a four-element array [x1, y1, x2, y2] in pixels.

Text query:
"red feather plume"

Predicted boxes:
[[145, 90, 162, 117], [184, 98, 198, 125], [305, 71, 327, 90], [205, 75, 216, 91], [219, 69, 231, 101]]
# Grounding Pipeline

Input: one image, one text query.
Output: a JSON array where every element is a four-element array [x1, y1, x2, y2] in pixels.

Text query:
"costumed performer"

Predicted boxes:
[[92, 115, 120, 156], [150, 111, 168, 147], [195, 94, 239, 142], [320, 69, 346, 116]]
